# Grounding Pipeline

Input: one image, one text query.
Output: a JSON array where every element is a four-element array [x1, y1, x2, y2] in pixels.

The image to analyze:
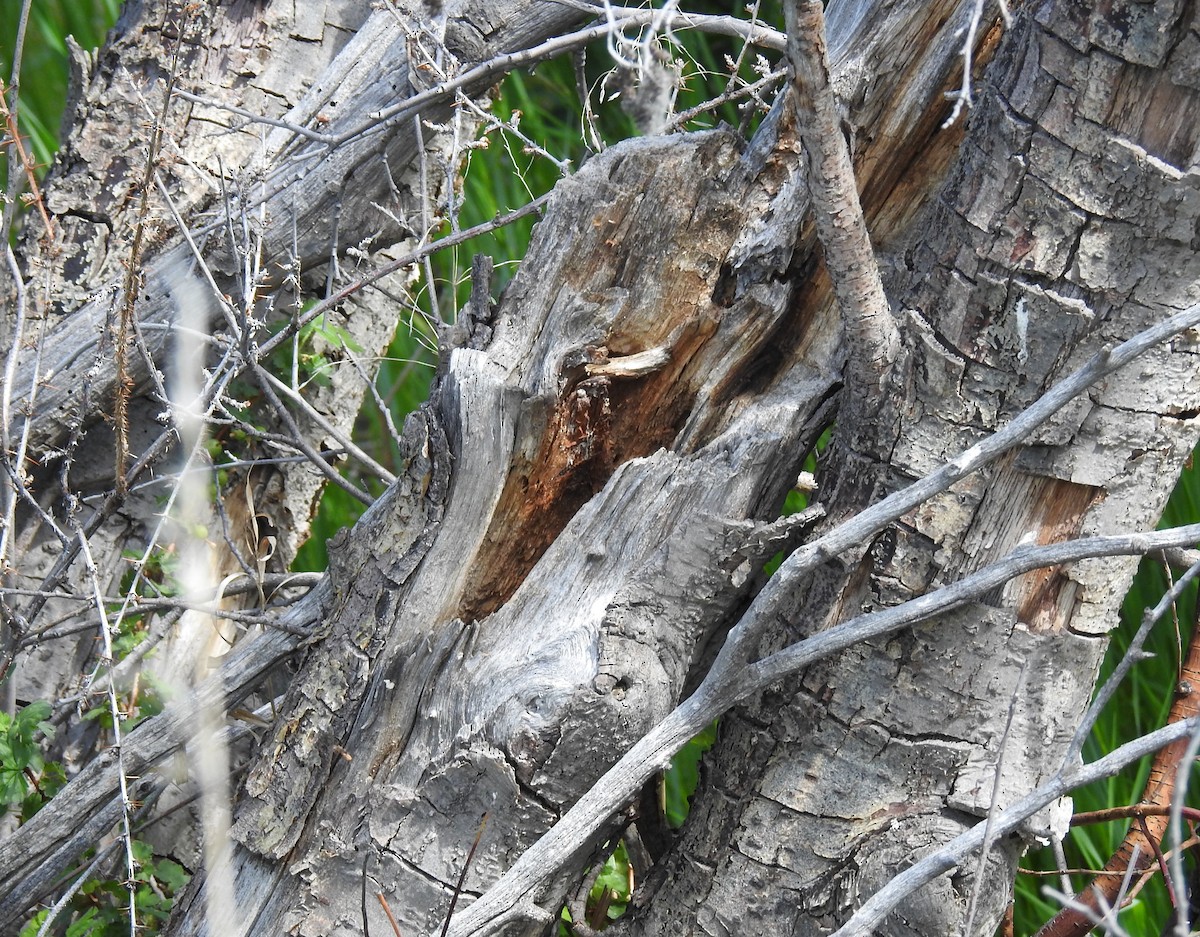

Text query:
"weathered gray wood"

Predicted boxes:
[[627, 3, 1200, 935], [0, 592, 319, 922], [193, 120, 839, 935], [162, 1, 1076, 934], [2, 0, 585, 770], [4, 1, 1200, 936], [1, 0, 587, 925]]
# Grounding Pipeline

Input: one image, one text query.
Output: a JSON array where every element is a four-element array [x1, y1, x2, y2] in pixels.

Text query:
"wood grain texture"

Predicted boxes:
[[3, 1, 1200, 935]]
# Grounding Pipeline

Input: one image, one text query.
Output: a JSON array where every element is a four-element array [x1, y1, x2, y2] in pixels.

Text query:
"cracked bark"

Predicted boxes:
[[2, 1, 1200, 936], [624, 3, 1200, 936], [3, 0, 588, 709]]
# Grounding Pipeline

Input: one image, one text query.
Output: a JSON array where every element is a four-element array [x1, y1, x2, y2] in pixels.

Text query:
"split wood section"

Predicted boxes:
[[1, 2, 1199, 936]]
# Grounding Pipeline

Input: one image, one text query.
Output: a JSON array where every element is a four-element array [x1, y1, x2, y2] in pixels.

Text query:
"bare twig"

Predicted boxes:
[[1064, 554, 1200, 768], [258, 368, 396, 484], [444, 527, 1200, 935], [942, 0, 1012, 128], [739, 304, 1200, 688], [377, 892, 404, 937], [783, 0, 898, 412], [440, 814, 489, 937], [1069, 805, 1200, 827], [113, 18, 189, 493], [0, 80, 54, 239], [963, 660, 1029, 937], [172, 87, 337, 145], [1163, 546, 1200, 570], [1167, 717, 1200, 937], [836, 718, 1200, 937], [665, 67, 786, 133], [445, 300, 1200, 935], [329, 11, 785, 149], [1, 0, 43, 242], [248, 358, 374, 505], [255, 194, 550, 361], [72, 528, 140, 935]]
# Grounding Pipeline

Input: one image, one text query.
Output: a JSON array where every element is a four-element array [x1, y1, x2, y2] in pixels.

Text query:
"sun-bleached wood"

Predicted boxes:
[[2, 2, 1200, 936]]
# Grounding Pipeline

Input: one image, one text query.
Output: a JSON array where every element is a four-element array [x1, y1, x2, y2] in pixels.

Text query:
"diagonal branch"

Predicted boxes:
[[783, 0, 899, 412], [3, 295, 1197, 933], [444, 301, 1200, 935], [446, 525, 1200, 936], [835, 716, 1200, 937]]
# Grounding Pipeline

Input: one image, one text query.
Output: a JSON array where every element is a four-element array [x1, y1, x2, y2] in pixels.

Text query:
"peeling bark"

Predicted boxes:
[[628, 4, 1200, 935], [2, 1, 1200, 936]]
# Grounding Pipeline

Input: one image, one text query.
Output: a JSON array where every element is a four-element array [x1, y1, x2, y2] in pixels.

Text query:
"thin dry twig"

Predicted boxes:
[[963, 660, 1029, 937], [839, 718, 1200, 937], [0, 80, 54, 238], [943, 0, 1012, 128], [377, 892, 404, 937], [445, 302, 1200, 937]]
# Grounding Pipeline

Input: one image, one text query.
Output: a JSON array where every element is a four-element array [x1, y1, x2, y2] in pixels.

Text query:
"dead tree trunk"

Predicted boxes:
[[627, 2, 1200, 931], [2, 1, 1200, 936]]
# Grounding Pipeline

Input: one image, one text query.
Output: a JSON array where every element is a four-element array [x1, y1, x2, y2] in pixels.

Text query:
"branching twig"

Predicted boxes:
[[329, 11, 785, 149], [943, 0, 1012, 128], [248, 358, 374, 505], [255, 194, 550, 361], [1167, 716, 1200, 936], [734, 303, 1200, 688], [665, 67, 786, 133], [258, 368, 396, 485], [445, 300, 1200, 935], [445, 523, 1200, 936], [112, 19, 188, 494]]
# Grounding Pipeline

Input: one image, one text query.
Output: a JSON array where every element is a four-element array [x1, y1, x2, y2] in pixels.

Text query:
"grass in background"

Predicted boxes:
[[0, 0, 120, 184], [7, 2, 1199, 934], [1013, 453, 1200, 935], [426, 3, 786, 310]]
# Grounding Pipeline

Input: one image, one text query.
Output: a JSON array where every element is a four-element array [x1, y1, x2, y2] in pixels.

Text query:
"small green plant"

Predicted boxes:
[[0, 700, 65, 822], [266, 310, 364, 391], [20, 839, 190, 937], [589, 840, 633, 924], [74, 550, 176, 731], [558, 841, 633, 934]]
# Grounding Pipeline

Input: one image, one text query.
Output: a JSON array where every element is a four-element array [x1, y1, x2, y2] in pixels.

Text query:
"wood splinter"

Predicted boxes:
[[584, 345, 672, 379]]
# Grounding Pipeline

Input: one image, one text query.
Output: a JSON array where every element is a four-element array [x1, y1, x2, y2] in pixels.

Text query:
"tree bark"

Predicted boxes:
[[2, 1, 1200, 936], [628, 3, 1200, 934]]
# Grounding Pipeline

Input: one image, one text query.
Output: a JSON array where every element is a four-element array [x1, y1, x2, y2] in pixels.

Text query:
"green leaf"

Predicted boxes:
[[14, 700, 51, 729], [592, 845, 629, 896], [20, 909, 50, 937], [0, 770, 27, 807], [64, 907, 102, 937], [664, 721, 717, 828], [154, 857, 190, 893]]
